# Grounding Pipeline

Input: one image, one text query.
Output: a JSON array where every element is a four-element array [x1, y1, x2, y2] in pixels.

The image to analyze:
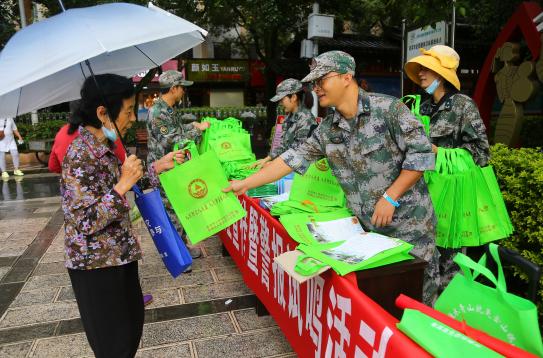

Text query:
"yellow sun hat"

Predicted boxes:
[[405, 45, 461, 90]]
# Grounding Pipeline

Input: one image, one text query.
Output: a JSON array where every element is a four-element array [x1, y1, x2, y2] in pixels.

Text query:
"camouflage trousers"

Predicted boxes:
[[404, 234, 440, 306], [437, 247, 461, 293]]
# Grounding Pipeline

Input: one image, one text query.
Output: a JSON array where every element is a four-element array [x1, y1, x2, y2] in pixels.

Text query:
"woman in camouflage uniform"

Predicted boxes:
[[405, 45, 491, 290], [252, 78, 318, 168]]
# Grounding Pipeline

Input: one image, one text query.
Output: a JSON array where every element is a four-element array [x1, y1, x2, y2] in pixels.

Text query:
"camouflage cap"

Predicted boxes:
[[158, 70, 193, 88], [270, 78, 303, 102], [301, 51, 355, 83]]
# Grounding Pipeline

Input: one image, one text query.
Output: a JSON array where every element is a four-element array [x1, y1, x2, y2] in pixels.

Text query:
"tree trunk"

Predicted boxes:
[[264, 65, 277, 131]]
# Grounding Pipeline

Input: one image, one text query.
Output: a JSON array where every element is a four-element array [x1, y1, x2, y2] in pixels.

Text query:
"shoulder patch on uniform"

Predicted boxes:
[[160, 126, 169, 135]]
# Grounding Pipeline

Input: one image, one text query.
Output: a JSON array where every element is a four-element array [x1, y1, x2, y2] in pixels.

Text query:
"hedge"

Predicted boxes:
[[490, 144, 543, 318]]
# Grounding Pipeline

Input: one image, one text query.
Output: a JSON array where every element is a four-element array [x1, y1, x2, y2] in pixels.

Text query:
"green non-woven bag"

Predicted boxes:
[[480, 165, 514, 237], [159, 150, 247, 244], [278, 209, 353, 244], [401, 94, 430, 136], [296, 235, 413, 276], [397, 309, 502, 358], [289, 159, 346, 208], [208, 132, 253, 162], [425, 149, 459, 248], [434, 244, 543, 356], [270, 199, 345, 216]]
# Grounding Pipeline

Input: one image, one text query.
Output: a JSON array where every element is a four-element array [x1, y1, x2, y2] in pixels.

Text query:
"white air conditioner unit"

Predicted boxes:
[[308, 14, 334, 39]]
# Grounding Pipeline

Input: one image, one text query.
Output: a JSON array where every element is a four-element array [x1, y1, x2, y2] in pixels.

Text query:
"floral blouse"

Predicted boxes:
[[61, 126, 159, 270]]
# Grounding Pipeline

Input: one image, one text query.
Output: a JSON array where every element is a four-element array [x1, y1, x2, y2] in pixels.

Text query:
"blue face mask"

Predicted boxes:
[[102, 123, 117, 142], [425, 79, 441, 95]]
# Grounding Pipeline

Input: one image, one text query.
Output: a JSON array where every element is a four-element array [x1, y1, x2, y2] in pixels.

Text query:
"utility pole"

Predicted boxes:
[[18, 0, 39, 124], [310, 2, 319, 117], [451, 0, 456, 48], [401, 19, 406, 97]]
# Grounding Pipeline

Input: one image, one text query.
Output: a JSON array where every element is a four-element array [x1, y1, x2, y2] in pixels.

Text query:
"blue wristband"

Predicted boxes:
[[383, 192, 400, 207]]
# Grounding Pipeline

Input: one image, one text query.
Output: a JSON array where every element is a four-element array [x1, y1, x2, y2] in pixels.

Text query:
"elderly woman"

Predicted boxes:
[[61, 74, 184, 358]]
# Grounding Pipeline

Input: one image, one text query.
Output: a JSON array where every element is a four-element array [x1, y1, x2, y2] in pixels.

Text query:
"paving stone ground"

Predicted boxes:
[[0, 178, 294, 358]]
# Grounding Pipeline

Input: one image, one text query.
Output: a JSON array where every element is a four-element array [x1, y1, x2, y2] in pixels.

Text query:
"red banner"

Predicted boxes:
[[219, 195, 430, 357]]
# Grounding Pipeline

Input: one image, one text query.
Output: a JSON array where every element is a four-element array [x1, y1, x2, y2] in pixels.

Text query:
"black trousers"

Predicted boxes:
[[68, 261, 144, 358]]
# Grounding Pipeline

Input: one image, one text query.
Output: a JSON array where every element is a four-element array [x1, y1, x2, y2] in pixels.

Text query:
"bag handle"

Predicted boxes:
[[453, 247, 506, 293], [486, 243, 507, 292], [132, 184, 144, 197], [294, 254, 327, 276], [173, 143, 191, 166]]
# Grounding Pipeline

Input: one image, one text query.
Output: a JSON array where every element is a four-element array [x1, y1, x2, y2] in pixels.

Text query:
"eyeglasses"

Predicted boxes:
[[311, 73, 342, 89]]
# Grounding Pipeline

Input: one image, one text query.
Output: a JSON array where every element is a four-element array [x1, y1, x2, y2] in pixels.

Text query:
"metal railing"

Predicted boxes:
[[15, 106, 283, 124]]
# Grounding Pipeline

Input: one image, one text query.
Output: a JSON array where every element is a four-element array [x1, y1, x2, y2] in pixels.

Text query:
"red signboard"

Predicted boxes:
[[219, 195, 430, 357]]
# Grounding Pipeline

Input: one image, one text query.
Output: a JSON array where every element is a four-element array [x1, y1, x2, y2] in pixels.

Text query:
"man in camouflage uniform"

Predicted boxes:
[[227, 51, 439, 304], [147, 70, 210, 259]]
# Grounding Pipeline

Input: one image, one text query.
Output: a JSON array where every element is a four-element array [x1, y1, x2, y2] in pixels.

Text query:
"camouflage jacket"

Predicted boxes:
[[269, 108, 318, 159], [420, 93, 490, 166], [146, 97, 201, 164], [280, 89, 436, 243]]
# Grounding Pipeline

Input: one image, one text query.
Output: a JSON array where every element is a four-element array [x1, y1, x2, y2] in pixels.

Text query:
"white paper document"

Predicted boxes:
[[307, 217, 400, 264]]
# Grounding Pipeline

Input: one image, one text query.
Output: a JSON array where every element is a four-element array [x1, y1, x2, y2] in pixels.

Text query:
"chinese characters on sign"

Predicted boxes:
[[220, 195, 429, 357], [186, 60, 248, 82]]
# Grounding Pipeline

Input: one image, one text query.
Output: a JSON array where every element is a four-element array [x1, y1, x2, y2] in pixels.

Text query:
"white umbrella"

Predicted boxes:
[[0, 2, 207, 117]]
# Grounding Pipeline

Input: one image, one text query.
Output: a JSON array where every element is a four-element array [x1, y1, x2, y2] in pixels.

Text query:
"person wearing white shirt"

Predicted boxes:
[[0, 117, 25, 178]]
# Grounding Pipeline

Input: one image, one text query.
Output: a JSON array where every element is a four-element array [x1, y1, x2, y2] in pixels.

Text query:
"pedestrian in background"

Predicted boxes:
[[0, 117, 25, 179]]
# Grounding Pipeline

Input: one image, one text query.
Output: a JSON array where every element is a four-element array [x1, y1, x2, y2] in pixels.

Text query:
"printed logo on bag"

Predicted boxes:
[[221, 141, 232, 150], [315, 159, 329, 171], [188, 179, 208, 199]]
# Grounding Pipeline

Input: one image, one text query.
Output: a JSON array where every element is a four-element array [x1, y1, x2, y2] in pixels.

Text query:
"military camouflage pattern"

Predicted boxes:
[[280, 89, 440, 304], [269, 107, 318, 159], [420, 93, 490, 166], [147, 97, 201, 239], [146, 97, 201, 164], [159, 70, 193, 88], [420, 92, 490, 290], [301, 50, 355, 83], [270, 78, 303, 102]]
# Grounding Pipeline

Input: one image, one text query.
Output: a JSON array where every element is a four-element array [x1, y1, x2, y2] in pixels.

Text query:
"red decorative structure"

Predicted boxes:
[[473, 2, 542, 129]]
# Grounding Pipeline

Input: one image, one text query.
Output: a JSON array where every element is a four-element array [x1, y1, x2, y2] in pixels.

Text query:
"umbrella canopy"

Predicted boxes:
[[0, 2, 207, 117]]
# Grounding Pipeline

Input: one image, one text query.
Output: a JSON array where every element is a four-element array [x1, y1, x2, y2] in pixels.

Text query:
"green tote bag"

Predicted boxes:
[[289, 159, 346, 208], [159, 150, 247, 244], [397, 309, 502, 357], [434, 244, 543, 356]]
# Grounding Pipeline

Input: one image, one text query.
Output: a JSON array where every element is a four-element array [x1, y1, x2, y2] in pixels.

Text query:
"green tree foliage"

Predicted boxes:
[[0, 0, 19, 51], [490, 144, 543, 314]]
